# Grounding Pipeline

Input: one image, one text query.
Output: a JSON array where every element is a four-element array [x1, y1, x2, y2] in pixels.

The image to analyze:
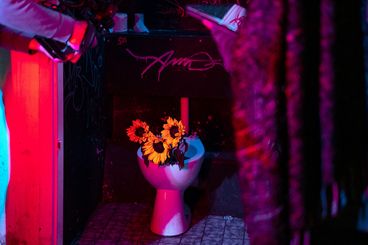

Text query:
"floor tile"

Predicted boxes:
[[222, 239, 243, 245], [224, 226, 244, 239], [200, 240, 222, 245], [78, 203, 249, 245], [179, 236, 201, 245]]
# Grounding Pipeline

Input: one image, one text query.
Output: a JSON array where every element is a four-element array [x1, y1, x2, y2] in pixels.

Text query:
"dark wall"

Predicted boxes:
[[63, 42, 107, 244], [102, 32, 243, 217], [62, 1, 249, 240], [117, 0, 249, 31], [104, 32, 231, 98]]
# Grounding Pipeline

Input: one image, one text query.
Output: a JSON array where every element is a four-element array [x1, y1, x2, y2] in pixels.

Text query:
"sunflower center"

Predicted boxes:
[[135, 127, 145, 137], [169, 126, 179, 138], [153, 142, 165, 153]]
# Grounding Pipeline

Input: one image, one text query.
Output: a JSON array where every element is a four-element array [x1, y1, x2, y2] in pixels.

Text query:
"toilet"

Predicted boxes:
[[137, 136, 205, 236]]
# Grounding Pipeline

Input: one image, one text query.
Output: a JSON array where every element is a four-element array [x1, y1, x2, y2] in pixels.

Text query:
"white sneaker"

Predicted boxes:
[[112, 13, 128, 32], [133, 13, 149, 33]]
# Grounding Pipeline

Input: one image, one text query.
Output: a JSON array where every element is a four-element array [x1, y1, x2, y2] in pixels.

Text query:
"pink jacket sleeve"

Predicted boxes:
[[0, 0, 76, 43]]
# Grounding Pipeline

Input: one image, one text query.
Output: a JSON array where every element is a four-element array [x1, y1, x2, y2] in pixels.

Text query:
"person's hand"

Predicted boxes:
[[202, 19, 238, 72], [67, 21, 97, 53], [28, 38, 81, 63]]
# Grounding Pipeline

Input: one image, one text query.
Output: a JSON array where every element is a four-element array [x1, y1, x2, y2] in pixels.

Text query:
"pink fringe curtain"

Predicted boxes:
[[225, 0, 368, 242], [231, 0, 285, 244], [228, 0, 344, 243], [285, 0, 306, 243], [319, 0, 335, 189]]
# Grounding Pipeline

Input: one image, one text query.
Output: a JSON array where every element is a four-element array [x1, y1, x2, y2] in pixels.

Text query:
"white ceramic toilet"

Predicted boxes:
[[137, 136, 205, 236]]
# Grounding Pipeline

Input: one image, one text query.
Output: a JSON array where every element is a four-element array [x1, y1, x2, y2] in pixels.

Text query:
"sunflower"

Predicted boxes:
[[161, 117, 185, 147], [142, 135, 170, 165], [126, 119, 150, 144]]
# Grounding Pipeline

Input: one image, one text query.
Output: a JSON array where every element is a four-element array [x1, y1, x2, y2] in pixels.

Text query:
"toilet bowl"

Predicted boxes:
[[137, 136, 205, 236]]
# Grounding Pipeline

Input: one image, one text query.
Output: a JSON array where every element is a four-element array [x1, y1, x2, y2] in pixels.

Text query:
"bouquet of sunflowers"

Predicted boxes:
[[126, 117, 188, 169]]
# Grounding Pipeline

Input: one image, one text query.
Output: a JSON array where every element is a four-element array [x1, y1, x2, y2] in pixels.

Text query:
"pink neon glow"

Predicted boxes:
[[3, 51, 59, 244], [180, 97, 189, 133], [125, 49, 222, 81]]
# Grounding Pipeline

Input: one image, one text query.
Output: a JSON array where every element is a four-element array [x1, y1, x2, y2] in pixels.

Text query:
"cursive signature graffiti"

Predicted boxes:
[[125, 49, 223, 81]]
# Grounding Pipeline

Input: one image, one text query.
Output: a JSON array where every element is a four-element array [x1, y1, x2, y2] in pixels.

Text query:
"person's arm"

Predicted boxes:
[[0, 25, 82, 63], [202, 20, 237, 72], [0, 25, 33, 53], [0, 0, 92, 52], [0, 0, 77, 43]]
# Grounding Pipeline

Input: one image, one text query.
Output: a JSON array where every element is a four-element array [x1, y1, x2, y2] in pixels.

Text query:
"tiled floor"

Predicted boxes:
[[77, 203, 250, 245]]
